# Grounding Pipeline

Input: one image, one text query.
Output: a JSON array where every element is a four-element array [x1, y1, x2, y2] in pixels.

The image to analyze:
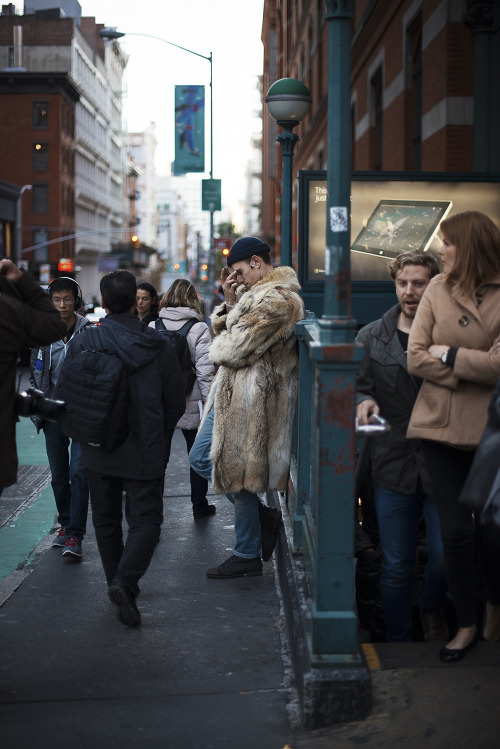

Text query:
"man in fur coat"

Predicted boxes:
[[189, 237, 305, 578]]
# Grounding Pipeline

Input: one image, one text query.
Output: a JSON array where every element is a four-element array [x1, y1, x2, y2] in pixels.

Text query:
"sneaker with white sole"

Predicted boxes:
[[51, 528, 67, 547], [62, 537, 82, 558]]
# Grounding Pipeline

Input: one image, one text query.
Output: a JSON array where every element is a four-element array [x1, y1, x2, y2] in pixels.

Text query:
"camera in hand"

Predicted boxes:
[[15, 387, 65, 423]]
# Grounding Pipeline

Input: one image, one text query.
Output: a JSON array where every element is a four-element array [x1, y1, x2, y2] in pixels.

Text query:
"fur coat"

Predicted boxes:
[[204, 265, 305, 495]]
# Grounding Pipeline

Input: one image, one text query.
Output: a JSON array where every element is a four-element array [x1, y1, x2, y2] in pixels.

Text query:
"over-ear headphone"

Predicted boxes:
[[48, 276, 83, 310]]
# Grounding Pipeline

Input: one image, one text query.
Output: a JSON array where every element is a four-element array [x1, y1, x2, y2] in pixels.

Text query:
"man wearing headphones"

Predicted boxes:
[[30, 277, 90, 559]]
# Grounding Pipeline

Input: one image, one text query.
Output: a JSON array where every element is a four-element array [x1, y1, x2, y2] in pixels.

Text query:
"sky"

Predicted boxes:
[[80, 0, 265, 229]]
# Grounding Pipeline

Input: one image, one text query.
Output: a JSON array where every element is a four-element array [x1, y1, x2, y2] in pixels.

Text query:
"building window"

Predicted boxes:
[[33, 102, 49, 128], [408, 15, 422, 170], [33, 228, 48, 262], [33, 142, 49, 170], [370, 69, 383, 170], [32, 184, 49, 213]]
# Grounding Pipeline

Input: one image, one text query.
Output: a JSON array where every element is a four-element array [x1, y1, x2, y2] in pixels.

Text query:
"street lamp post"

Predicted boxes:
[[265, 78, 311, 267], [16, 184, 32, 266], [99, 28, 215, 281]]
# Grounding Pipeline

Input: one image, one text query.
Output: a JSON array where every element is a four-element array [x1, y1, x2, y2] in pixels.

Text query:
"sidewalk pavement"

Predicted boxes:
[[1, 372, 500, 748]]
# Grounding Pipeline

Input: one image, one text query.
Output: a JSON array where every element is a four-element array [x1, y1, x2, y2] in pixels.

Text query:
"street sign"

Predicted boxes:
[[202, 179, 221, 212]]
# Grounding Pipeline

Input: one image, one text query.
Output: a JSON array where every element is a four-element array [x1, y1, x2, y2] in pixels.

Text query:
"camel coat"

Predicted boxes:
[[203, 265, 305, 495], [407, 273, 500, 448]]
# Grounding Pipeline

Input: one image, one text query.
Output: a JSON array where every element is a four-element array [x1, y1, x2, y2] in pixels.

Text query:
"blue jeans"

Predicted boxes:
[[374, 480, 447, 642], [43, 421, 89, 540], [189, 406, 261, 559]]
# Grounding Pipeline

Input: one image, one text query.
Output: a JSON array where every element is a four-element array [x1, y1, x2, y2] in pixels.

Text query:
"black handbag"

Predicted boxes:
[[459, 378, 500, 523]]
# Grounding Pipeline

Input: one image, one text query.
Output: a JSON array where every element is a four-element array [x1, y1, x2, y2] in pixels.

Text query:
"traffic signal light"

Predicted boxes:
[[222, 247, 229, 257], [131, 234, 140, 248], [201, 263, 208, 271]]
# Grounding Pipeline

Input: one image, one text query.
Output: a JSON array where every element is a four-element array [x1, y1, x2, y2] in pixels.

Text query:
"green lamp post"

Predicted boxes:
[[265, 78, 311, 267]]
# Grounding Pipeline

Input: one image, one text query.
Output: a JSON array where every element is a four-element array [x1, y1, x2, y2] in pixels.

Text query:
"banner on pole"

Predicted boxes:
[[173, 85, 205, 175], [202, 179, 221, 212]]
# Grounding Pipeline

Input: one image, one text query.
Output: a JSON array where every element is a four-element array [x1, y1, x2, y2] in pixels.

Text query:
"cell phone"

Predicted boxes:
[[355, 414, 391, 436], [221, 267, 230, 279]]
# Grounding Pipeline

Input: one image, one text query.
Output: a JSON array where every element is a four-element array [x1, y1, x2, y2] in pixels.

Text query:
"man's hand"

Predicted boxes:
[[0, 259, 23, 284], [356, 399, 380, 425], [220, 267, 238, 306]]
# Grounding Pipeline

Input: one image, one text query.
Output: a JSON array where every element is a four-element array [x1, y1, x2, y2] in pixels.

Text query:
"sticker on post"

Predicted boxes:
[[329, 206, 349, 233]]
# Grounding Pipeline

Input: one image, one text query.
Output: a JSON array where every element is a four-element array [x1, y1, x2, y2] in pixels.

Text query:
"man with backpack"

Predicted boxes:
[[58, 270, 185, 627]]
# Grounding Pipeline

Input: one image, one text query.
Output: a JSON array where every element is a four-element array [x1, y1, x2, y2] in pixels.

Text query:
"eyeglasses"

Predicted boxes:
[[52, 296, 75, 307]]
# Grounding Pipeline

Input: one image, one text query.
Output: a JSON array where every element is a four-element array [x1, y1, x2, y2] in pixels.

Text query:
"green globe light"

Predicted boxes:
[[265, 78, 312, 123]]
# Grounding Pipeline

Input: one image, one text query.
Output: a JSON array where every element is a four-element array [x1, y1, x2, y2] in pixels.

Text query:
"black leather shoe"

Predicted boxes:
[[108, 584, 141, 627], [206, 555, 262, 579], [439, 632, 479, 662], [259, 504, 283, 562], [193, 504, 216, 519]]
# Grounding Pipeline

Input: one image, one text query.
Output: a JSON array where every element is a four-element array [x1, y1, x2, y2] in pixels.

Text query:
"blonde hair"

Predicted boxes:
[[440, 211, 500, 296], [389, 249, 440, 281], [160, 278, 202, 315]]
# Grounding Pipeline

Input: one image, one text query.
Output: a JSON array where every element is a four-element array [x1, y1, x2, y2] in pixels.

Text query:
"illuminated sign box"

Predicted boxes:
[[299, 172, 500, 288]]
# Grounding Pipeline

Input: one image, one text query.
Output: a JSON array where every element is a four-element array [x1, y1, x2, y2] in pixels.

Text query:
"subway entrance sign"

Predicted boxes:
[[202, 179, 221, 212]]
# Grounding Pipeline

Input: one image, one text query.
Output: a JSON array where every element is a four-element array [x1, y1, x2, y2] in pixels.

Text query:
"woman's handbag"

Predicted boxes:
[[459, 378, 500, 523]]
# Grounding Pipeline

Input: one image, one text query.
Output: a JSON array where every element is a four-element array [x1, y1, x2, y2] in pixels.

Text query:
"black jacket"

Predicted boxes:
[[59, 313, 185, 480], [355, 304, 431, 495], [0, 271, 66, 490]]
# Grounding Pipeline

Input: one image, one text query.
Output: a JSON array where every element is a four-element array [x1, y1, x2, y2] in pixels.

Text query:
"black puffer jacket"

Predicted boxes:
[[59, 313, 185, 480], [0, 271, 66, 490]]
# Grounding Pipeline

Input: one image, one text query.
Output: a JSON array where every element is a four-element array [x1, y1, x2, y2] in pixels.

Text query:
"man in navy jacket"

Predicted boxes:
[[60, 270, 184, 627]]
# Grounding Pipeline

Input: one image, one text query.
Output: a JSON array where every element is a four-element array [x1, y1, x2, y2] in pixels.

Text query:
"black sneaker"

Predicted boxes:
[[108, 584, 141, 627], [193, 504, 216, 519], [206, 554, 263, 579], [259, 504, 282, 561]]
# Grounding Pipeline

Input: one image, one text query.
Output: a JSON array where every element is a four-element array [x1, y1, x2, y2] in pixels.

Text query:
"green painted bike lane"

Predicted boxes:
[[0, 418, 57, 582]]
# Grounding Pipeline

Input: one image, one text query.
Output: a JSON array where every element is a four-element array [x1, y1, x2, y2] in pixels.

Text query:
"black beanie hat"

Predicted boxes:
[[226, 237, 271, 267]]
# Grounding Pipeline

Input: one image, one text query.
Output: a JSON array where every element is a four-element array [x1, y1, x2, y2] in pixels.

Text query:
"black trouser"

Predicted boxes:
[[422, 440, 500, 628], [165, 428, 209, 511], [86, 469, 164, 599]]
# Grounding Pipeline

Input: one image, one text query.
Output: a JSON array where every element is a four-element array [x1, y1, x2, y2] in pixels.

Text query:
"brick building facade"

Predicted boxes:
[[0, 4, 127, 298], [261, 0, 498, 263], [0, 72, 79, 270]]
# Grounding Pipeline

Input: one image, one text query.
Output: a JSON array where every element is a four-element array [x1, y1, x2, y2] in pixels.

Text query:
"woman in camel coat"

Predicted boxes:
[[407, 210, 500, 661]]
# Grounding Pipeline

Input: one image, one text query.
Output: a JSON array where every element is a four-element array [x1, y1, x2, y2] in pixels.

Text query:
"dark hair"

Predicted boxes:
[[440, 211, 500, 296], [100, 270, 137, 314], [237, 251, 273, 267], [389, 249, 441, 281], [160, 278, 202, 315], [137, 281, 158, 305], [49, 277, 79, 300]]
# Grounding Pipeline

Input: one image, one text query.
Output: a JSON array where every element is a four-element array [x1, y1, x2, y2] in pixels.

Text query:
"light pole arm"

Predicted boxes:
[[100, 28, 213, 177]]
